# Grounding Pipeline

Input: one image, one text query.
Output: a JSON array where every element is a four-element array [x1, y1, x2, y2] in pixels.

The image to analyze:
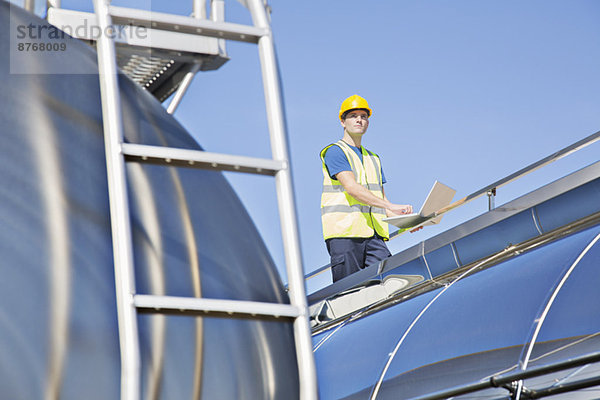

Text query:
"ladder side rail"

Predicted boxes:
[[92, 1, 141, 399], [247, 2, 318, 399]]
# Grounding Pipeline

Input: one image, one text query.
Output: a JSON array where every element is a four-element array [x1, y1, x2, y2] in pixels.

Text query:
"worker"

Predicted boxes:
[[320, 95, 414, 283]]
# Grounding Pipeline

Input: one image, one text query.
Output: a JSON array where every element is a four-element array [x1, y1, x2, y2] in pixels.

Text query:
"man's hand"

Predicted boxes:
[[336, 171, 414, 217], [386, 204, 413, 217]]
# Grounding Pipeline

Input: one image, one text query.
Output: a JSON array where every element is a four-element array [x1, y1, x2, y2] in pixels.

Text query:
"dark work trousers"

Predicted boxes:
[[326, 235, 392, 283]]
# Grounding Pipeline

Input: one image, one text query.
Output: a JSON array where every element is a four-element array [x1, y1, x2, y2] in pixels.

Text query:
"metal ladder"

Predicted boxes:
[[91, 0, 317, 398]]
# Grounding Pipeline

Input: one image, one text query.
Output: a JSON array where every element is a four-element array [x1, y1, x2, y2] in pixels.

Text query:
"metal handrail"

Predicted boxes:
[[425, 129, 600, 225], [408, 350, 600, 400], [306, 129, 600, 282]]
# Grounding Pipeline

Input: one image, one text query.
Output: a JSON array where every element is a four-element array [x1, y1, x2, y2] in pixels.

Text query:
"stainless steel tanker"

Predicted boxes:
[[2, 2, 600, 400]]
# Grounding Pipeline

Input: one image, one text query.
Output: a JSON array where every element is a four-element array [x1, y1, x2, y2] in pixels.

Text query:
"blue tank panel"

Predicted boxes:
[[535, 179, 600, 233], [521, 230, 600, 398], [531, 235, 600, 344], [314, 290, 440, 399], [420, 242, 460, 277], [377, 226, 600, 399], [452, 208, 542, 266], [0, 3, 298, 399]]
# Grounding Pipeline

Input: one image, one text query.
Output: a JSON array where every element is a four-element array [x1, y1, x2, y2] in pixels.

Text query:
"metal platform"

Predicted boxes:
[[47, 5, 230, 102]]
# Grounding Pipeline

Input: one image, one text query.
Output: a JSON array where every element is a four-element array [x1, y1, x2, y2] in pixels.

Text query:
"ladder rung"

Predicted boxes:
[[134, 294, 302, 319], [109, 5, 268, 44], [121, 143, 286, 176]]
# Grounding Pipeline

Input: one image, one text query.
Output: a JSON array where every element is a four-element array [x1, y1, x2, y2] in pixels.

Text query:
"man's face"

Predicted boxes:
[[341, 109, 369, 136]]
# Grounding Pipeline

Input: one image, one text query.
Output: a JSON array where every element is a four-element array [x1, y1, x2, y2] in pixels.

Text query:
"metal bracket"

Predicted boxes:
[[488, 187, 497, 211]]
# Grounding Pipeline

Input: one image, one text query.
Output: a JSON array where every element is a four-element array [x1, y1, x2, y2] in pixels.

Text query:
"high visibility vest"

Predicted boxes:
[[320, 140, 389, 240]]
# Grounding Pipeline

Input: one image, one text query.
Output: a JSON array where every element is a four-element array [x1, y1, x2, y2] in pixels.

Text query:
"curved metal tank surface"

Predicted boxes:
[[0, 3, 298, 399], [314, 223, 600, 399]]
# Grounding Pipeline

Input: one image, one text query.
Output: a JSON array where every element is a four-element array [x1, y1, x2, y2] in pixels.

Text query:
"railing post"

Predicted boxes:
[[192, 0, 207, 19], [487, 187, 496, 211], [24, 0, 35, 12]]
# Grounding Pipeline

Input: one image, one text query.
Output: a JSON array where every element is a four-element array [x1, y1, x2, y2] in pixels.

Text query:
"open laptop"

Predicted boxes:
[[383, 181, 456, 229]]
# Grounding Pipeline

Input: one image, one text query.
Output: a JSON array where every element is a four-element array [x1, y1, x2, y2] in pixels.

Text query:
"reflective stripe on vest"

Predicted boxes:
[[320, 140, 389, 240]]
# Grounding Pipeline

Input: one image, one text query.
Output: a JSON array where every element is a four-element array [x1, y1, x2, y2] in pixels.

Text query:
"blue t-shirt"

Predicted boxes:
[[323, 144, 387, 183]]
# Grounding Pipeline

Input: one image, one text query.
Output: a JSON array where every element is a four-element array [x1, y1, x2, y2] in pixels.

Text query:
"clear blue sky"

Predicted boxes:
[[54, 0, 600, 292]]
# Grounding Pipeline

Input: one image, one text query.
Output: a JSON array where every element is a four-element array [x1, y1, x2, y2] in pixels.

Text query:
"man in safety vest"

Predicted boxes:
[[321, 95, 414, 282]]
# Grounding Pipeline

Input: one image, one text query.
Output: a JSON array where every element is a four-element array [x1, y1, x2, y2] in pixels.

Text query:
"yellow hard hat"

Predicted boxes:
[[339, 95, 372, 121]]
